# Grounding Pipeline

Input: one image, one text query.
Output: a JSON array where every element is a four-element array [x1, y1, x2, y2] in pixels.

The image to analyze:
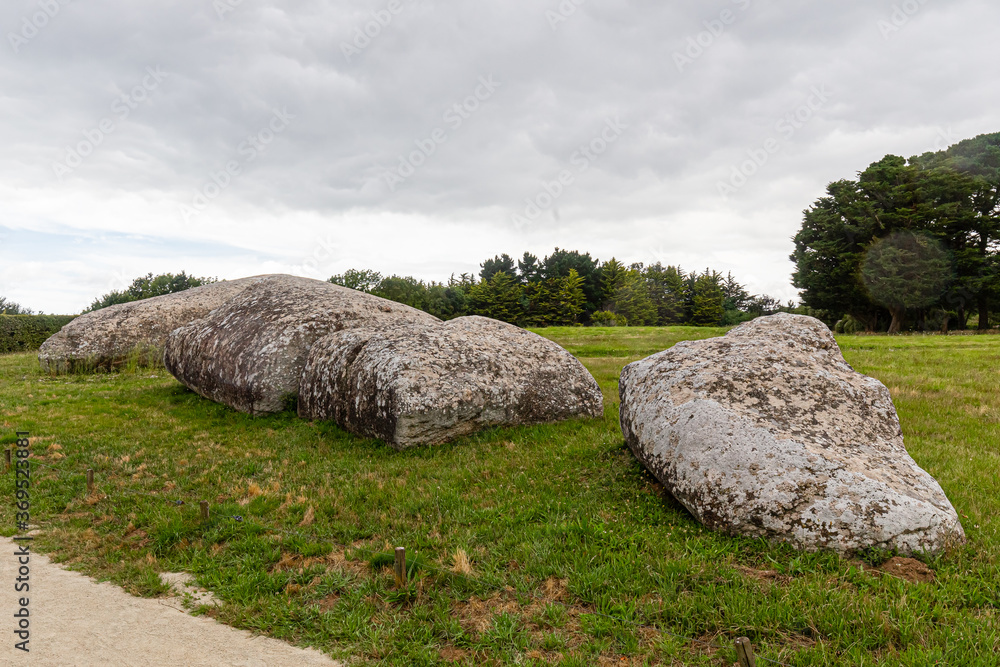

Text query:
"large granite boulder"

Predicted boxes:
[[38, 276, 267, 373], [298, 316, 604, 449], [619, 313, 964, 555], [163, 275, 439, 415]]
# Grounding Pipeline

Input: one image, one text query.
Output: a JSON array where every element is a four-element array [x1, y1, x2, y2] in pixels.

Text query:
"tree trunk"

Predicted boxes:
[[940, 312, 950, 334], [957, 304, 966, 330], [979, 234, 991, 330], [887, 307, 904, 334]]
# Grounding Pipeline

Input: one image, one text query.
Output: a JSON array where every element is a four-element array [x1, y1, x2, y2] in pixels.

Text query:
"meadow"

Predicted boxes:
[[0, 327, 997, 665]]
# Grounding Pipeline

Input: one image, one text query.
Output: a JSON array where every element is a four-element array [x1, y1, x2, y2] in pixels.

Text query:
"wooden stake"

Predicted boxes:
[[735, 637, 756, 667], [394, 546, 406, 588], [4, 448, 10, 469], [200, 501, 210, 521], [86, 469, 94, 494]]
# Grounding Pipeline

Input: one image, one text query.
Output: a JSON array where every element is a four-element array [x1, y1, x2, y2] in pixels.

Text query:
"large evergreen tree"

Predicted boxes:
[[480, 254, 518, 283], [643, 263, 686, 324], [468, 272, 525, 323], [793, 133, 1000, 331], [524, 270, 586, 326], [517, 252, 543, 284], [597, 257, 629, 308], [609, 270, 657, 325], [541, 248, 602, 318], [861, 231, 953, 333], [688, 270, 725, 326], [912, 133, 1000, 328]]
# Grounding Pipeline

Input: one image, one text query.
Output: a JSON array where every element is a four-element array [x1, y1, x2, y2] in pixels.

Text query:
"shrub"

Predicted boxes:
[[590, 310, 627, 327], [834, 314, 863, 334], [0, 315, 76, 354]]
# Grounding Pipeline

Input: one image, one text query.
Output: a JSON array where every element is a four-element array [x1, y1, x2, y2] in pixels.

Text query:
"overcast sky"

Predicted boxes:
[[2, 0, 997, 314]]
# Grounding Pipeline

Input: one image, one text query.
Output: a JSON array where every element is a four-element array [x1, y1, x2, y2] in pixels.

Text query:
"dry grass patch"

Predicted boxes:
[[451, 548, 474, 576], [878, 556, 936, 583], [734, 564, 792, 585]]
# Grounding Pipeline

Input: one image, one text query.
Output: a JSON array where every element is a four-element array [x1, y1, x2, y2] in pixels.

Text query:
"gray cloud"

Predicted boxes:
[[1, 0, 998, 313]]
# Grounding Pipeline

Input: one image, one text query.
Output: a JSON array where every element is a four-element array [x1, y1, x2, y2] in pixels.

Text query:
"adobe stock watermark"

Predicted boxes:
[[179, 108, 295, 223], [511, 116, 628, 229], [341, 0, 411, 63], [13, 431, 32, 653], [546, 0, 586, 32], [51, 66, 168, 179], [381, 75, 501, 192], [290, 235, 339, 277], [8, 0, 72, 54], [213, 0, 244, 20], [104, 267, 136, 294], [931, 126, 960, 153], [877, 0, 931, 39], [717, 84, 832, 201], [674, 0, 751, 73]]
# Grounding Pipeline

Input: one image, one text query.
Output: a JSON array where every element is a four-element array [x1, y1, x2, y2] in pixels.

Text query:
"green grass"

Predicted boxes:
[[0, 328, 998, 665]]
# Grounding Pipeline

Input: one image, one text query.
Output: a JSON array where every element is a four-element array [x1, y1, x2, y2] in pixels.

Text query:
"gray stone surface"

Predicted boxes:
[[298, 315, 604, 448], [163, 274, 439, 415], [619, 313, 964, 555], [38, 276, 267, 374]]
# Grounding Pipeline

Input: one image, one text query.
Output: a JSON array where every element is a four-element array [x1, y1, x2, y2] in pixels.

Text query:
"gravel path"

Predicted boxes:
[[0, 537, 343, 666]]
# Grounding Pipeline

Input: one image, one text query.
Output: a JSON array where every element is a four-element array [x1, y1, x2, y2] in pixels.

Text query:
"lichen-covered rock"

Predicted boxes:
[[38, 276, 267, 374], [163, 275, 439, 415], [619, 313, 964, 555], [298, 316, 604, 449]]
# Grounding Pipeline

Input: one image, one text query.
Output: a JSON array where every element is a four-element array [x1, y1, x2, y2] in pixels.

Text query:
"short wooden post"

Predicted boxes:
[[394, 546, 406, 588], [735, 636, 756, 667], [86, 469, 94, 494], [4, 448, 10, 470], [200, 501, 210, 521]]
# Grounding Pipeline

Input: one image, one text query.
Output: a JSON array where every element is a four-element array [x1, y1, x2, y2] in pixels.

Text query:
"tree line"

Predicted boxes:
[[792, 131, 1000, 333], [330, 248, 794, 327], [85, 272, 216, 312]]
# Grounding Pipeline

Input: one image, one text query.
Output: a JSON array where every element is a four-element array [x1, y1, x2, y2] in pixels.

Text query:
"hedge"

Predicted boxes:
[[0, 315, 76, 354]]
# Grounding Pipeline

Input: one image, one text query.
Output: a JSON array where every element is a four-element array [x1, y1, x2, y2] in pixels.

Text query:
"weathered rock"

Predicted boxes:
[[619, 313, 964, 555], [163, 274, 439, 415], [38, 276, 267, 374], [298, 316, 604, 448]]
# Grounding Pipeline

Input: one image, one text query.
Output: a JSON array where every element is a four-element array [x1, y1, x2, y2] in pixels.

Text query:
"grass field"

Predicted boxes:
[[1, 327, 998, 665]]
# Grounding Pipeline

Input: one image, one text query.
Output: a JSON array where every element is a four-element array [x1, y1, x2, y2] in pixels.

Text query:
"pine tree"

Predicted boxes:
[[689, 270, 725, 326], [468, 272, 525, 324], [524, 279, 559, 326], [610, 270, 657, 325], [556, 269, 586, 324], [598, 258, 629, 306], [643, 263, 686, 324]]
